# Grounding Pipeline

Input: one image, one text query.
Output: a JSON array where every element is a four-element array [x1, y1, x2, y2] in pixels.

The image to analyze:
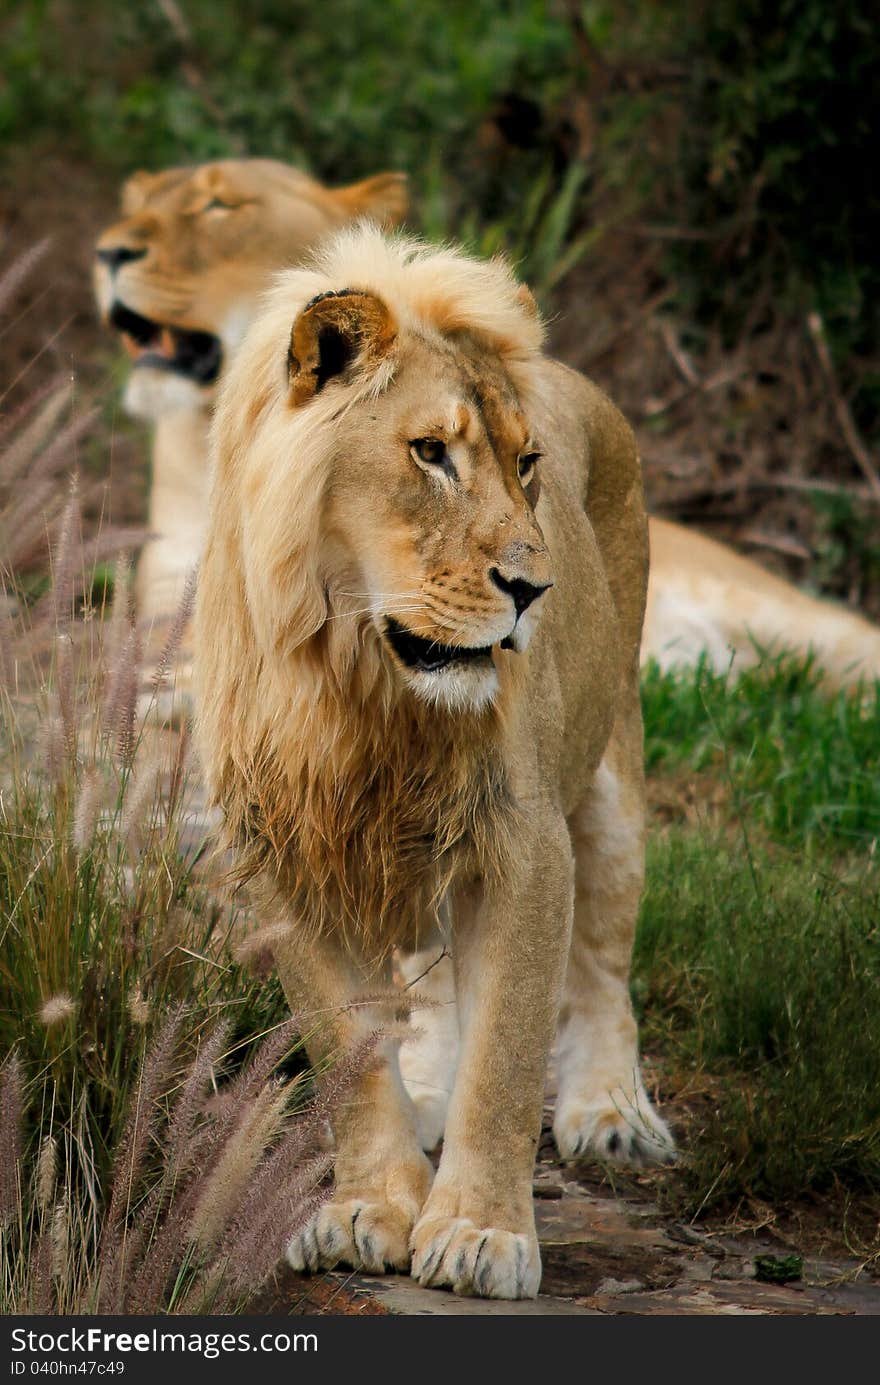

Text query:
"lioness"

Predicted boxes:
[[194, 226, 673, 1299], [93, 158, 408, 630], [95, 159, 880, 702]]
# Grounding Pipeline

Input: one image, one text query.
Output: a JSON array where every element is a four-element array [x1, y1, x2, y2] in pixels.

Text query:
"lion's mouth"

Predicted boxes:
[[109, 302, 223, 385], [385, 617, 515, 674]]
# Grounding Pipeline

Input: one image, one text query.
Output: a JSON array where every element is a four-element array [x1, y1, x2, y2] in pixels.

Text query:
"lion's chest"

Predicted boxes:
[[256, 732, 513, 952]]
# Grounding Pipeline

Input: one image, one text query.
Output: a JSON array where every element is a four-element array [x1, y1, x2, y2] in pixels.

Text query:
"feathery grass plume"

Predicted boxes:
[[2, 407, 100, 588], [205, 1034, 384, 1307], [29, 1230, 54, 1314], [119, 1198, 191, 1314], [72, 765, 104, 852], [162, 1019, 304, 1203], [42, 710, 66, 785], [3, 1019, 362, 1313], [96, 1008, 185, 1313], [161, 1022, 232, 1192], [121, 1028, 316, 1312], [121, 753, 162, 854], [0, 238, 51, 317], [149, 566, 198, 695], [188, 1079, 290, 1252], [35, 1137, 58, 1216], [220, 1160, 330, 1299], [0, 377, 71, 486], [100, 612, 137, 750], [52, 631, 76, 765], [0, 1055, 23, 1226], [309, 1029, 383, 1129], [103, 1006, 185, 1238], [50, 475, 81, 633], [50, 1193, 70, 1284], [119, 1021, 232, 1262], [164, 718, 191, 821], [113, 626, 142, 768], [103, 555, 133, 663], [37, 994, 76, 1029], [127, 987, 151, 1028], [207, 1019, 302, 1131]]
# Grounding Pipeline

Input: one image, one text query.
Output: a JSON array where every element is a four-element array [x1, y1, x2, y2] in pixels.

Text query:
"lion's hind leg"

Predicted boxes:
[[397, 944, 459, 1152], [554, 710, 675, 1167]]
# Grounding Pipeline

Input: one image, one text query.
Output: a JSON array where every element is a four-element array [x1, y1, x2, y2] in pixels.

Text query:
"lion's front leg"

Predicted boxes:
[[272, 925, 433, 1275], [410, 818, 574, 1299]]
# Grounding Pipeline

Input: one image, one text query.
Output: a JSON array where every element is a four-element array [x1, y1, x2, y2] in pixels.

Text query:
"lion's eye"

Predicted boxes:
[[411, 438, 449, 468], [518, 451, 541, 487], [203, 197, 237, 214]]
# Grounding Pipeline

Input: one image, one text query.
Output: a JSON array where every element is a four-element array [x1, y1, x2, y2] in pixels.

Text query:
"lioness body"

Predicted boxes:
[[96, 158, 880, 694], [195, 228, 672, 1299], [645, 516, 880, 683]]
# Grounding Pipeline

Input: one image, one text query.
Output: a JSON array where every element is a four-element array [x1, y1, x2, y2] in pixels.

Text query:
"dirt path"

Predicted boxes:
[[263, 1103, 880, 1316]]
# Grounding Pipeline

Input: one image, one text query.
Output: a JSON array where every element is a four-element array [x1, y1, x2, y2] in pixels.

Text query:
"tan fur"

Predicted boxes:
[[645, 516, 880, 688], [194, 227, 673, 1300]]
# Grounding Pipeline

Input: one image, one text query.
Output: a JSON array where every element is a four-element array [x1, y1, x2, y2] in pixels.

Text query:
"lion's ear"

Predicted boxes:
[[121, 171, 153, 214], [121, 166, 189, 214], [333, 171, 409, 228], [288, 289, 397, 407]]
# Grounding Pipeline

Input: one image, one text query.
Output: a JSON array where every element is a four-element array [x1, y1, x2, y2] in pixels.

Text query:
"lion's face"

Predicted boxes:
[[227, 272, 553, 715], [327, 335, 551, 710], [94, 159, 407, 421]]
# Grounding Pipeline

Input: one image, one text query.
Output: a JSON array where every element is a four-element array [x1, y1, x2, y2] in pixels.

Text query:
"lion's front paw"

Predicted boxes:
[[286, 1196, 414, 1275], [553, 1089, 676, 1167], [410, 1215, 540, 1299]]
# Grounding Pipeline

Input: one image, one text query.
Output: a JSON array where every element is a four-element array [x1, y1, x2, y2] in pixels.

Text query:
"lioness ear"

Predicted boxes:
[[288, 289, 397, 407], [121, 171, 153, 214], [333, 171, 409, 228]]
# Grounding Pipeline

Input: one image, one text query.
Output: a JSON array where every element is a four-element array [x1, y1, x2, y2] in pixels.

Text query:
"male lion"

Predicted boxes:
[[93, 158, 407, 632], [194, 226, 673, 1299]]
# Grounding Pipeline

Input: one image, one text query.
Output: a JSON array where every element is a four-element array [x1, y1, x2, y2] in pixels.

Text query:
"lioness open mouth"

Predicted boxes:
[[385, 617, 515, 673], [109, 302, 223, 384]]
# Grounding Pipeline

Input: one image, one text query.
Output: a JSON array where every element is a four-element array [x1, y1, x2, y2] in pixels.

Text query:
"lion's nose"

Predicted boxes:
[[95, 246, 147, 274], [490, 568, 553, 616]]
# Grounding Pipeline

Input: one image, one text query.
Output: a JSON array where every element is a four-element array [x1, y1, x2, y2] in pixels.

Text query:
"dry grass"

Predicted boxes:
[[0, 248, 377, 1315]]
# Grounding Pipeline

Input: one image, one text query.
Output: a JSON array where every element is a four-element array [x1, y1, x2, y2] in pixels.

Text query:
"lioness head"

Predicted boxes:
[[94, 158, 408, 421], [209, 227, 553, 714]]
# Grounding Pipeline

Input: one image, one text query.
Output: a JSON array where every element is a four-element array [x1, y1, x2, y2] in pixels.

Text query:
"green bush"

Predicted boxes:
[[670, 1, 880, 380], [637, 829, 880, 1207]]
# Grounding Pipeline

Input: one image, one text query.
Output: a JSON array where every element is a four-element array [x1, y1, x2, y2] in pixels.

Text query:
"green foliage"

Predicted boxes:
[[638, 655, 880, 1214], [670, 1, 880, 372], [421, 157, 601, 304], [642, 654, 880, 847], [637, 828, 880, 1209], [0, 0, 573, 180]]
